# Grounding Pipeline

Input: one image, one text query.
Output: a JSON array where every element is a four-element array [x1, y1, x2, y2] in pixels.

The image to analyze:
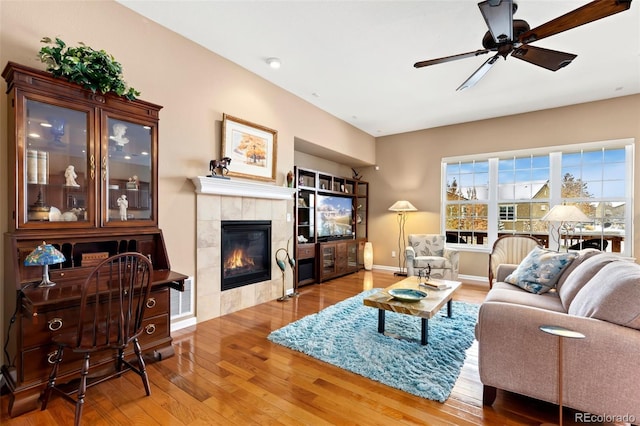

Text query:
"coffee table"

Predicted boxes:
[[363, 277, 462, 345]]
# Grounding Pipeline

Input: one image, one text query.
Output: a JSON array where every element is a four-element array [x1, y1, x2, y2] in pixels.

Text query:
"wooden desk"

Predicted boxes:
[[2, 230, 187, 418]]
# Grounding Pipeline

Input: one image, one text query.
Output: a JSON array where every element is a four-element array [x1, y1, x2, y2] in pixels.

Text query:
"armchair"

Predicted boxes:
[[488, 234, 542, 289], [406, 234, 459, 280]]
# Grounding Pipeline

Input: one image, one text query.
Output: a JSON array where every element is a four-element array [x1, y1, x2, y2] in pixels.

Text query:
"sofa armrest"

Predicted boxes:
[[406, 245, 416, 262], [476, 301, 640, 418], [443, 247, 459, 274], [495, 264, 518, 282]]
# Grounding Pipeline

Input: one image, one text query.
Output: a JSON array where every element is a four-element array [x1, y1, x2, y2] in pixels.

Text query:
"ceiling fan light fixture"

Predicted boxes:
[[266, 57, 281, 69]]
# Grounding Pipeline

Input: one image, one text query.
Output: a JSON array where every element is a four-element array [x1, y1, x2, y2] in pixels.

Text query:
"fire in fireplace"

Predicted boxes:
[[221, 220, 271, 291]]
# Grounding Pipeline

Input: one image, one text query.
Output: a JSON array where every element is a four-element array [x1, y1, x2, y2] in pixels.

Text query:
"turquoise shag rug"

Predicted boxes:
[[268, 289, 479, 402]]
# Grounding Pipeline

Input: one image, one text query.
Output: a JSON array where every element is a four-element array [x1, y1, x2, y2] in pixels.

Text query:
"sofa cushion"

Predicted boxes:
[[413, 256, 450, 270], [568, 261, 640, 329], [555, 248, 601, 291], [558, 252, 626, 310], [484, 286, 565, 312], [504, 247, 577, 294]]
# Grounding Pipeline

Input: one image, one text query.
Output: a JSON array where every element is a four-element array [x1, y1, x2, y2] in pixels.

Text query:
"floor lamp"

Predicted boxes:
[[388, 200, 417, 276]]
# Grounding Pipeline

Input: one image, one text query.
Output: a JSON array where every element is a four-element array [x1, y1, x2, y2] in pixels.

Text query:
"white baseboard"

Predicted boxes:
[[170, 316, 197, 332], [371, 265, 488, 287]]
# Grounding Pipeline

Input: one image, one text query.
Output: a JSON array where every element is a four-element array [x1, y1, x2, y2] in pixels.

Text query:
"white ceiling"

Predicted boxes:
[[118, 1, 639, 138]]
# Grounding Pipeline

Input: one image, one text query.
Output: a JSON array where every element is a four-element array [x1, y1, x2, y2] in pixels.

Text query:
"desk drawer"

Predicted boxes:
[[21, 289, 167, 350], [21, 314, 168, 384], [297, 244, 315, 259], [21, 343, 112, 383], [138, 313, 169, 349], [21, 307, 80, 350]]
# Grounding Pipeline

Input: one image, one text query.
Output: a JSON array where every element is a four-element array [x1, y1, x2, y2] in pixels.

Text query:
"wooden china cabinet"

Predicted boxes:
[[1, 62, 187, 417]]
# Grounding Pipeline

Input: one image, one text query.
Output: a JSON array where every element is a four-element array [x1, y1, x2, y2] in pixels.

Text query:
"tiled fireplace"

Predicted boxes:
[[192, 177, 295, 322]]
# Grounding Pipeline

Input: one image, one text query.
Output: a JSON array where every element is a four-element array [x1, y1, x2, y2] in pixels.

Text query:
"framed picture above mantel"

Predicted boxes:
[[221, 113, 277, 182]]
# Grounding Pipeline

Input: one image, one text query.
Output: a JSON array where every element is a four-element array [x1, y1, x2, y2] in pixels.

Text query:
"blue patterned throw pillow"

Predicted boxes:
[[504, 247, 578, 294]]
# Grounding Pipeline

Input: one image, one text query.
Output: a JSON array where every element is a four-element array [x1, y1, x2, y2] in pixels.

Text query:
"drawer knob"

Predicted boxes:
[[47, 351, 60, 364], [145, 324, 156, 335], [48, 318, 63, 331], [145, 297, 156, 309]]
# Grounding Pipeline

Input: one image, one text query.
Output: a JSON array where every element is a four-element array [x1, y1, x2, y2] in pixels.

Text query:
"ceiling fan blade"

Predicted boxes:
[[519, 0, 632, 44], [457, 54, 501, 91], [414, 49, 490, 68], [478, 0, 514, 43], [512, 45, 577, 71]]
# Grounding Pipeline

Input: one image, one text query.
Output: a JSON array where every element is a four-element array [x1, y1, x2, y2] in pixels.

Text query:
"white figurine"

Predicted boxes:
[[112, 123, 129, 148], [64, 165, 80, 187], [117, 195, 128, 220]]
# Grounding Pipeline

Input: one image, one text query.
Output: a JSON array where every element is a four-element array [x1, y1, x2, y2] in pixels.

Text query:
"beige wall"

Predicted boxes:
[[1, 1, 638, 351], [370, 95, 640, 278], [0, 0, 374, 360]]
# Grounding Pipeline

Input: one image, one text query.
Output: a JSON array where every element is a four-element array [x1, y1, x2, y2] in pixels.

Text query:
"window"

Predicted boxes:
[[442, 140, 633, 255], [499, 205, 515, 221]]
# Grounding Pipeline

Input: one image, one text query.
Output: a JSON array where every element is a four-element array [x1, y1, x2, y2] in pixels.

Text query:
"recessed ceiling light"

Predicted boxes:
[[266, 57, 281, 69]]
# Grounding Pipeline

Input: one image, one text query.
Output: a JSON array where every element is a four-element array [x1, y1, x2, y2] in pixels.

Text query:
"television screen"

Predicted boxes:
[[317, 195, 353, 239]]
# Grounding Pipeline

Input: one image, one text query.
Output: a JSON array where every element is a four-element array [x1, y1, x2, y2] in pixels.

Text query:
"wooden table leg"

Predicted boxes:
[[421, 318, 428, 345], [447, 299, 453, 317]]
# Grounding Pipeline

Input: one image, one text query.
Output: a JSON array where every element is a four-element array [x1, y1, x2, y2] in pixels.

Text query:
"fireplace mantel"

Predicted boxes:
[[191, 176, 296, 200]]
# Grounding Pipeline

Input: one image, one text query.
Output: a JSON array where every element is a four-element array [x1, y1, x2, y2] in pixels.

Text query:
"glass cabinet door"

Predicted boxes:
[[22, 98, 93, 228], [103, 115, 155, 226]]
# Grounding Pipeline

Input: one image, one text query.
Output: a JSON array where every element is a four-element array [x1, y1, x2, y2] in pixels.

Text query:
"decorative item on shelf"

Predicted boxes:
[[351, 168, 362, 181], [542, 204, 591, 251], [37, 151, 49, 184], [64, 164, 80, 187], [38, 37, 140, 100], [49, 118, 66, 146], [297, 235, 308, 243], [388, 200, 418, 276], [24, 241, 66, 287], [287, 170, 293, 187], [364, 242, 373, 271], [275, 238, 297, 302], [111, 123, 129, 150], [298, 176, 304, 186], [27, 149, 38, 184], [117, 195, 128, 220], [208, 157, 232, 179], [126, 175, 139, 190], [28, 189, 51, 221]]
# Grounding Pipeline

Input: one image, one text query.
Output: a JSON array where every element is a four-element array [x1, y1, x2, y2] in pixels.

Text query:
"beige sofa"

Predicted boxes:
[[476, 249, 640, 420]]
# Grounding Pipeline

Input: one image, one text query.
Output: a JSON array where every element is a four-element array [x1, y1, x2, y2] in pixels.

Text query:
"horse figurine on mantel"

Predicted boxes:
[[208, 157, 232, 178]]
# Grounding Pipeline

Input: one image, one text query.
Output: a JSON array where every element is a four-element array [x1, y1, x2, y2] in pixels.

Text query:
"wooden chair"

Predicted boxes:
[[41, 252, 153, 425], [488, 235, 542, 289]]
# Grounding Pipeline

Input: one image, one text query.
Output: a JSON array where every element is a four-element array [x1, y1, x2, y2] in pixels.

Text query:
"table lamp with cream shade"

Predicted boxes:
[[542, 204, 590, 251], [24, 241, 66, 287], [388, 200, 418, 276]]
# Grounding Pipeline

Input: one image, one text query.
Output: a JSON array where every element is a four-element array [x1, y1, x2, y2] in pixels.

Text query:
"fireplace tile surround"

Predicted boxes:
[[192, 176, 296, 322]]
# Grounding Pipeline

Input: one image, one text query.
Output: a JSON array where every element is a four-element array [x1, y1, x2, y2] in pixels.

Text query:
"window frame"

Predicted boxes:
[[441, 138, 634, 255]]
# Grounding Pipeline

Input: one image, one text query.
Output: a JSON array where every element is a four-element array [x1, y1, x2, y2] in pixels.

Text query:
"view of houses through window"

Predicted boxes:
[[442, 140, 633, 255]]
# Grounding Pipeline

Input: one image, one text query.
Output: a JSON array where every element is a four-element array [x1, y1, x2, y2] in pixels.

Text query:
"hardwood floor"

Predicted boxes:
[[0, 270, 623, 425]]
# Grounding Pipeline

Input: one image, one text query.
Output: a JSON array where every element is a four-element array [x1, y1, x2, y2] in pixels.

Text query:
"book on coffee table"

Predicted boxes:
[[421, 281, 451, 291]]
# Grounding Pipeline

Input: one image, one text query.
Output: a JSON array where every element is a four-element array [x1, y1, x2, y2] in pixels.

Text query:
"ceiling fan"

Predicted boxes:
[[414, 0, 632, 91]]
